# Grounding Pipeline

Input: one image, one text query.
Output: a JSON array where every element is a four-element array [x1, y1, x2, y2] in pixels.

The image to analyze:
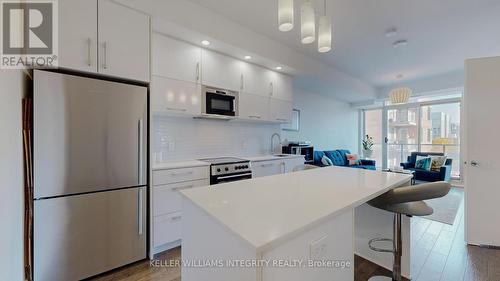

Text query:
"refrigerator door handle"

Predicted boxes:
[[138, 187, 143, 235], [138, 119, 144, 185]]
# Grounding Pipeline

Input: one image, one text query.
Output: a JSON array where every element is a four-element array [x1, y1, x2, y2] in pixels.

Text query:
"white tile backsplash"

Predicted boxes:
[[152, 116, 281, 163]]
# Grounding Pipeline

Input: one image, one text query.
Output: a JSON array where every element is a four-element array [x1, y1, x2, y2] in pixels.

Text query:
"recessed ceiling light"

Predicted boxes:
[[275, 66, 283, 70], [244, 55, 252, 60], [385, 28, 398, 38], [393, 39, 408, 48], [201, 40, 211, 46]]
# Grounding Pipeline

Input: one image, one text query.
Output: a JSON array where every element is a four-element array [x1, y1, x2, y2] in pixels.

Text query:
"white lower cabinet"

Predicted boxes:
[[284, 157, 306, 173], [153, 212, 183, 248], [252, 157, 305, 178], [151, 166, 209, 254], [251, 160, 284, 178]]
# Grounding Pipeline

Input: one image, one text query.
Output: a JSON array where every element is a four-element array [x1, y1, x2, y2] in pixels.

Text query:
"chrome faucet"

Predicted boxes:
[[271, 133, 282, 154]]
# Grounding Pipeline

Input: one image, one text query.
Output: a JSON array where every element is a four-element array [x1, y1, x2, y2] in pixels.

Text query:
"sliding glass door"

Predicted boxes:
[[386, 107, 419, 169], [362, 98, 462, 179]]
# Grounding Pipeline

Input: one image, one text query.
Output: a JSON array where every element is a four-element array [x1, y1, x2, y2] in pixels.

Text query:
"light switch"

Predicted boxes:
[[310, 235, 328, 260]]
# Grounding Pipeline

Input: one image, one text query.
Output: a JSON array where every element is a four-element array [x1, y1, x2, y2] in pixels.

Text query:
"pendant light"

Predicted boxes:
[[318, 0, 332, 53], [389, 87, 412, 104], [301, 0, 315, 44], [278, 0, 294, 32]]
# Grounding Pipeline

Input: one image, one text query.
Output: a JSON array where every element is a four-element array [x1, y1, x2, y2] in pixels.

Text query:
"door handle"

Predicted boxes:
[[470, 161, 479, 167], [138, 187, 143, 235], [138, 119, 144, 185], [87, 38, 92, 66], [102, 41, 108, 69], [196, 62, 200, 82]]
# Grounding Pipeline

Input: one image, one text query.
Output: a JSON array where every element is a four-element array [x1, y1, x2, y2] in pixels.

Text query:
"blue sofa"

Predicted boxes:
[[400, 152, 452, 182], [313, 150, 376, 170]]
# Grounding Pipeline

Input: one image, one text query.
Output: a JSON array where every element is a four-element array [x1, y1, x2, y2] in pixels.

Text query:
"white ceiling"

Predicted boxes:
[[187, 0, 500, 87]]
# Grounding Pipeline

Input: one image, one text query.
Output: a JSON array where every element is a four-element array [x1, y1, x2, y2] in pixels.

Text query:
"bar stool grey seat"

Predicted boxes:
[[367, 181, 451, 281]]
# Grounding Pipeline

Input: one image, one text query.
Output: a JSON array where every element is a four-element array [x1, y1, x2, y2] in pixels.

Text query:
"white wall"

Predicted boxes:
[[282, 89, 359, 153], [152, 116, 281, 162], [0, 70, 26, 281]]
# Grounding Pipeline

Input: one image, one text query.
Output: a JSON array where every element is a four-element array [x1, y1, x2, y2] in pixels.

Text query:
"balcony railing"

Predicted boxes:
[[387, 144, 461, 179]]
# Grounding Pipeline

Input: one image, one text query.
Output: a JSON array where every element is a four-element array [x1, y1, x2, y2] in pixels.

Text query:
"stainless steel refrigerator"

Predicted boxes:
[[33, 70, 148, 281]]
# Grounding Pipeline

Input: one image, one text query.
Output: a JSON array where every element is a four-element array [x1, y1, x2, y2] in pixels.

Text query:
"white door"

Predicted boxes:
[[270, 98, 293, 123], [151, 75, 201, 116], [58, 0, 98, 73], [98, 0, 150, 82], [238, 93, 270, 121], [201, 49, 242, 91], [252, 160, 284, 178], [275, 73, 293, 101], [464, 56, 500, 247], [240, 63, 275, 97], [152, 33, 201, 84]]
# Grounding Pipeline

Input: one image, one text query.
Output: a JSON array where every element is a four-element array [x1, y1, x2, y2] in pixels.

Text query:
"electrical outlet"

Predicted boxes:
[[310, 235, 328, 260], [168, 141, 175, 152]]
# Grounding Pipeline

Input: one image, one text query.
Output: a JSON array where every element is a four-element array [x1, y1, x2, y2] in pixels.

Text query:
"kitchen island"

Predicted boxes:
[[180, 166, 412, 281]]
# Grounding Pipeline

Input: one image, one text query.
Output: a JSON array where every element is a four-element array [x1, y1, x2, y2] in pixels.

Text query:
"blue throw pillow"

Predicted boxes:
[[415, 156, 431, 170]]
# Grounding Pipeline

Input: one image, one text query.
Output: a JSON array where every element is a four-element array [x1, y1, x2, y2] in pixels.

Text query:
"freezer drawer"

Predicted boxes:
[[34, 187, 146, 281]]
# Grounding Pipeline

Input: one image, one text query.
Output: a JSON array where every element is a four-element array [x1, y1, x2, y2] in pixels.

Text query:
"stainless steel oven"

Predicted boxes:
[[202, 86, 237, 117], [199, 157, 252, 185]]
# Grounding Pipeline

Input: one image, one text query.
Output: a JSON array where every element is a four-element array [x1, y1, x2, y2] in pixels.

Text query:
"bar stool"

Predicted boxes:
[[367, 181, 451, 281]]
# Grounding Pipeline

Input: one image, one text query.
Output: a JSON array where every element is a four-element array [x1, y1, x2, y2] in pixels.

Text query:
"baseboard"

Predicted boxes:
[[151, 240, 181, 258]]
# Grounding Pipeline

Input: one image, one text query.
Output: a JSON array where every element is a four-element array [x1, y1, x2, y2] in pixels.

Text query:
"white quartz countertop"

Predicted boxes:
[[152, 160, 210, 170], [152, 154, 304, 170], [181, 166, 411, 252], [243, 154, 304, 162]]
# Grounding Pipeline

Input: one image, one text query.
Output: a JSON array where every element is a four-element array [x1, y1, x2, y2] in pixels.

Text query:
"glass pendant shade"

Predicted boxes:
[[318, 15, 332, 52], [301, 1, 315, 44], [278, 0, 294, 32], [389, 87, 412, 104]]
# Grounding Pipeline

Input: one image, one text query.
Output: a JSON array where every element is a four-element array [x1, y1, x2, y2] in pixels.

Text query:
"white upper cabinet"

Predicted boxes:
[[275, 73, 293, 101], [98, 0, 150, 82], [152, 34, 201, 84], [201, 49, 242, 91], [240, 63, 275, 97], [238, 93, 270, 121], [270, 98, 293, 123], [151, 75, 201, 116], [58, 0, 98, 73]]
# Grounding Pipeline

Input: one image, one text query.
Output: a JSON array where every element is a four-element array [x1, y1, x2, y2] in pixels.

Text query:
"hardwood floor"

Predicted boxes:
[[92, 193, 500, 281]]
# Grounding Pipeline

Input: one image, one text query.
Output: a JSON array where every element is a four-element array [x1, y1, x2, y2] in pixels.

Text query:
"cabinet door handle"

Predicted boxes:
[[249, 115, 261, 119], [170, 171, 194, 176], [171, 215, 182, 221], [166, 107, 187, 112], [196, 62, 200, 82], [87, 38, 92, 66], [102, 41, 108, 69], [276, 118, 287, 121], [269, 82, 274, 96], [260, 163, 274, 167], [172, 184, 195, 192]]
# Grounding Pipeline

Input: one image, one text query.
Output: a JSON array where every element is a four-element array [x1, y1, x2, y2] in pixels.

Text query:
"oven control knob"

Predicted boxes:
[[225, 167, 229, 171]]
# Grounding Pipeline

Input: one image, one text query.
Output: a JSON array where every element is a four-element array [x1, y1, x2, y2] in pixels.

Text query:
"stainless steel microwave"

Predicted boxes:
[[201, 86, 237, 117]]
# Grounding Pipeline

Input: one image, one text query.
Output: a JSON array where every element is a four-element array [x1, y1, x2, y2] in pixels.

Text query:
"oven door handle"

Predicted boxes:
[[216, 173, 252, 180]]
